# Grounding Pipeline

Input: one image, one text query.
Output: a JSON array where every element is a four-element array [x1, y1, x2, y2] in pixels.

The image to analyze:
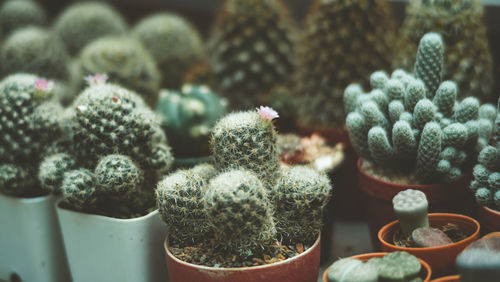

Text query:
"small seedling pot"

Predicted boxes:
[[0, 193, 70, 282], [57, 205, 168, 282], [378, 213, 480, 277], [430, 275, 461, 282], [164, 234, 320, 282], [477, 205, 500, 233], [321, 252, 432, 282], [357, 158, 474, 248]]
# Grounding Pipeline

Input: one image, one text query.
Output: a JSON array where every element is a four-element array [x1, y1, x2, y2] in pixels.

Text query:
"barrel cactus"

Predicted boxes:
[[345, 32, 496, 184], [133, 13, 204, 89], [0, 0, 46, 39]]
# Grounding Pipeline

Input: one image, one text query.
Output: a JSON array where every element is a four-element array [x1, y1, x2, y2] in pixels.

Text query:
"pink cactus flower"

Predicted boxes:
[[85, 73, 108, 85], [34, 78, 54, 92], [256, 106, 279, 120]]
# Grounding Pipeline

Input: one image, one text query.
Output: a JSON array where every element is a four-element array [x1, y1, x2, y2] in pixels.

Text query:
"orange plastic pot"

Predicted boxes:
[[477, 205, 500, 233], [378, 213, 480, 277], [357, 158, 474, 248], [322, 252, 432, 282], [430, 275, 461, 282], [165, 235, 320, 282]]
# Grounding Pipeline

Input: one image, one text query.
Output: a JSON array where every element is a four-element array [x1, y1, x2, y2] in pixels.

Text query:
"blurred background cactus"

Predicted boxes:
[[295, 0, 396, 129], [393, 0, 494, 103], [208, 0, 296, 108], [133, 12, 205, 89], [0, 0, 46, 40], [156, 84, 227, 158]]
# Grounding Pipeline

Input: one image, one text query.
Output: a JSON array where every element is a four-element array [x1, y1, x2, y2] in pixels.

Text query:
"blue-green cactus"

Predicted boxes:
[[393, 189, 429, 237], [413, 32, 444, 98]]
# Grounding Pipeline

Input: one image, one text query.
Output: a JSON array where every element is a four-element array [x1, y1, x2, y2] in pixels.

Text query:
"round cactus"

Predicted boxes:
[[133, 13, 204, 89], [0, 164, 37, 196], [94, 154, 144, 198], [327, 258, 378, 282], [61, 168, 98, 211], [53, 1, 127, 56], [38, 153, 77, 194], [0, 27, 69, 80], [0, 0, 46, 39]]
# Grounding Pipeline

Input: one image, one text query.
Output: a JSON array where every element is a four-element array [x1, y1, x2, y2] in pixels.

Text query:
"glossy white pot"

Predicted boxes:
[[0, 193, 70, 282], [57, 206, 168, 282]]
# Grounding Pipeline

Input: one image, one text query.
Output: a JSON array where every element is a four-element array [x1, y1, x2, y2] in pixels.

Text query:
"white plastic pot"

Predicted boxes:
[[0, 193, 70, 282], [57, 206, 168, 282]]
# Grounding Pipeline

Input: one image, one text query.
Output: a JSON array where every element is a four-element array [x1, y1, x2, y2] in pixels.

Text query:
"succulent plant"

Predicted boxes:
[[393, 189, 429, 237], [411, 227, 452, 248], [0, 0, 46, 39], [38, 153, 77, 194], [60, 168, 97, 211], [133, 13, 204, 89], [295, 0, 396, 129], [327, 258, 378, 282], [345, 32, 496, 184], [156, 84, 227, 157], [208, 0, 295, 108], [0, 27, 69, 80], [210, 109, 281, 188], [53, 1, 127, 56], [457, 235, 500, 282], [393, 0, 493, 102], [76, 37, 160, 107]]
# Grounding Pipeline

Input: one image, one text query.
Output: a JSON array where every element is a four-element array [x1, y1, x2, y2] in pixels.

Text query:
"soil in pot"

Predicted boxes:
[[392, 223, 471, 248]]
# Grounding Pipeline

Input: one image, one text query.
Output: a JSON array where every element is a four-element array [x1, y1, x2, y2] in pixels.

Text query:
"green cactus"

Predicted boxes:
[[327, 258, 378, 282], [53, 1, 127, 56], [413, 32, 444, 98], [210, 110, 280, 188], [204, 169, 277, 256], [156, 84, 227, 157], [94, 154, 144, 198], [393, 189, 429, 237], [0, 164, 37, 196], [0, 27, 69, 80], [272, 166, 332, 245], [133, 13, 204, 89], [38, 153, 77, 194], [0, 0, 46, 39], [189, 163, 217, 181], [60, 168, 97, 211], [77, 37, 160, 107]]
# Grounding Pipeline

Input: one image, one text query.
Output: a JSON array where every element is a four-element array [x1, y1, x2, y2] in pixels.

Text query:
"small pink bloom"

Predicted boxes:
[[34, 78, 54, 92], [85, 73, 108, 85], [256, 106, 279, 120]]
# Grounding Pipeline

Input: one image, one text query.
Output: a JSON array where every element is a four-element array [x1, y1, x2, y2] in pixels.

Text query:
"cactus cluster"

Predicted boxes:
[[0, 0, 46, 39], [393, 0, 493, 102], [53, 1, 128, 56], [208, 0, 295, 108], [156, 84, 227, 157], [76, 37, 160, 107], [295, 0, 396, 129], [345, 32, 496, 184], [133, 13, 204, 89]]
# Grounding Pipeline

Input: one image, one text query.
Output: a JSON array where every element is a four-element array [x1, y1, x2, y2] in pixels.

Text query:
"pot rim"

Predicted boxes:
[[378, 213, 480, 252], [164, 233, 320, 271], [481, 204, 500, 215], [0, 191, 53, 203], [429, 274, 461, 282]]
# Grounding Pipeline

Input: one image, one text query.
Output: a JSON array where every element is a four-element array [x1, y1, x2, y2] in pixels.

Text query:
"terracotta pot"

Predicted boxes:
[[430, 275, 461, 282], [322, 252, 432, 282], [477, 205, 500, 233], [378, 213, 480, 277], [482, 231, 500, 239], [357, 158, 474, 248], [165, 235, 320, 282]]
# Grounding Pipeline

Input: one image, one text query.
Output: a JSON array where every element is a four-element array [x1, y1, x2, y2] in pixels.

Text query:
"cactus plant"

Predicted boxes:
[[76, 37, 160, 107], [53, 1, 127, 56], [456, 235, 500, 282], [393, 189, 429, 237], [133, 13, 204, 89], [393, 0, 493, 102], [411, 227, 453, 247], [0, 27, 69, 80], [327, 258, 378, 282], [345, 32, 496, 184], [295, 0, 396, 129], [208, 0, 295, 108], [156, 84, 227, 157], [0, 0, 46, 39]]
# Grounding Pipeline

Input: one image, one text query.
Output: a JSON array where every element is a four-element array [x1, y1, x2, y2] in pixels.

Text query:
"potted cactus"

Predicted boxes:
[[344, 32, 496, 245], [41, 76, 173, 282], [323, 251, 432, 282], [378, 189, 480, 277], [157, 108, 332, 282], [456, 233, 500, 282], [0, 74, 70, 282]]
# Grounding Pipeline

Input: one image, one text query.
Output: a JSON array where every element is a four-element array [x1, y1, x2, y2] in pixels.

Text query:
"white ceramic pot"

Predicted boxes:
[[0, 193, 70, 282], [57, 206, 168, 282]]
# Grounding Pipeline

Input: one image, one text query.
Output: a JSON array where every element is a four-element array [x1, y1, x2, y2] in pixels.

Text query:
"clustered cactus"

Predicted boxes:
[[133, 13, 204, 89], [295, 0, 396, 129], [0, 0, 46, 39], [0, 74, 63, 196], [155, 84, 227, 157], [156, 108, 332, 263], [393, 0, 493, 102], [345, 32, 496, 184], [208, 0, 295, 108]]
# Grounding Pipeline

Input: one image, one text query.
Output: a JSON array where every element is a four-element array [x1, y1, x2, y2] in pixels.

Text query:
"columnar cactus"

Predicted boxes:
[[53, 1, 127, 56], [0, 27, 69, 80], [0, 0, 46, 39], [345, 32, 496, 184], [394, 0, 493, 102], [133, 13, 204, 89], [156, 84, 227, 157], [208, 0, 295, 108], [393, 189, 429, 237], [295, 0, 396, 129], [77, 37, 160, 107]]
